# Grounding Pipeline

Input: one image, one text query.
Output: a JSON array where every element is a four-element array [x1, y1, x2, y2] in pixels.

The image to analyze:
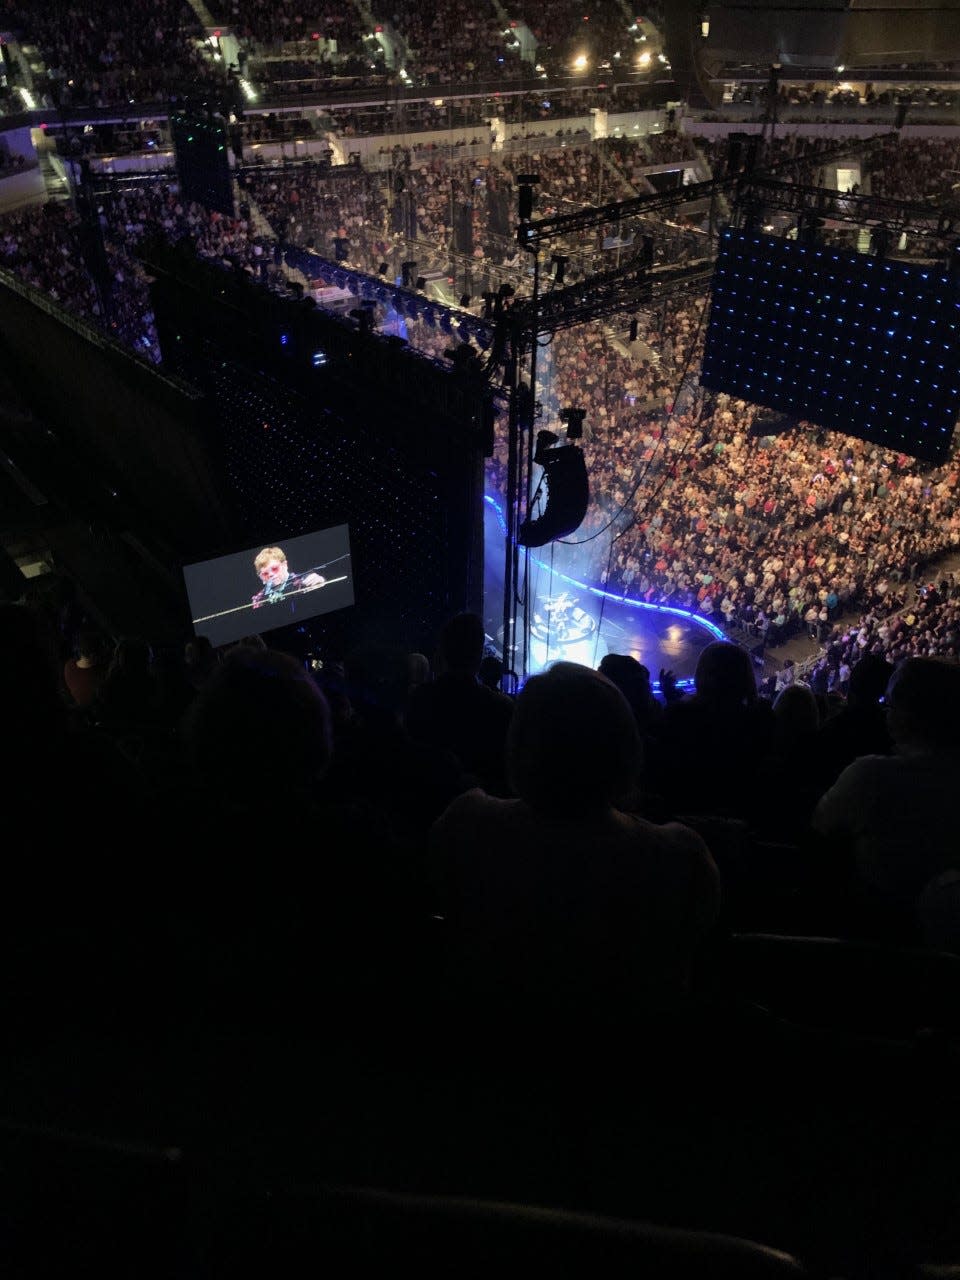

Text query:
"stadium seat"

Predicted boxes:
[[711, 932, 960, 1043], [216, 1184, 816, 1278]]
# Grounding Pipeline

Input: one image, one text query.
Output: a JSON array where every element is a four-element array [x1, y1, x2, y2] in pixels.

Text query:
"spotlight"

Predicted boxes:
[[459, 293, 472, 307], [415, 276, 427, 291], [551, 253, 568, 284]]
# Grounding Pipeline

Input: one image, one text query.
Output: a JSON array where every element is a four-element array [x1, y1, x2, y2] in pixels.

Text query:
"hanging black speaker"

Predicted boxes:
[[518, 440, 589, 548]]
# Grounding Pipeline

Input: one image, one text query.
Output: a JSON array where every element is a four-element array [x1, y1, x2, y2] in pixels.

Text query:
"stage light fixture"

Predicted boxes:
[[415, 276, 427, 291], [401, 259, 417, 287], [559, 406, 586, 440], [378, 261, 389, 275], [551, 253, 568, 284], [349, 307, 374, 335], [517, 173, 539, 221], [459, 293, 472, 307]]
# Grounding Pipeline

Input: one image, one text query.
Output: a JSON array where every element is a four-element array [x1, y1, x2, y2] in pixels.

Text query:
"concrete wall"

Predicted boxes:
[[0, 166, 45, 210], [1, 123, 37, 164]]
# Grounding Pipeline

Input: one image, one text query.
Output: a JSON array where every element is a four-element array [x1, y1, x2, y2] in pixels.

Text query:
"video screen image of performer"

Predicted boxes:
[[184, 524, 353, 648], [251, 546, 325, 609]]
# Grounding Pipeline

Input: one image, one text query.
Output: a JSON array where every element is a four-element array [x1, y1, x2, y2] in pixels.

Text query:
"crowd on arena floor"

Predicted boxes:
[[817, 572, 960, 675]]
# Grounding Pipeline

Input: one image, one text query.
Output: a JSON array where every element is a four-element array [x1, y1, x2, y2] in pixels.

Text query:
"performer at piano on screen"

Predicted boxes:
[[251, 546, 325, 609]]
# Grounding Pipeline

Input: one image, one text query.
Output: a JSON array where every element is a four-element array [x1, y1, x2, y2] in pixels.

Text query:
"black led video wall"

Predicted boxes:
[[700, 228, 960, 464], [148, 247, 488, 654], [170, 112, 234, 217]]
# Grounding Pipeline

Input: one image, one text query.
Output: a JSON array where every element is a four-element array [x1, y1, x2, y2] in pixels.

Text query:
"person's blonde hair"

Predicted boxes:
[[254, 546, 287, 572]]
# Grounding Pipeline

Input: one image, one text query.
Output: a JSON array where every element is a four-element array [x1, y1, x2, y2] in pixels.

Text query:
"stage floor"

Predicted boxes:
[[482, 497, 725, 692]]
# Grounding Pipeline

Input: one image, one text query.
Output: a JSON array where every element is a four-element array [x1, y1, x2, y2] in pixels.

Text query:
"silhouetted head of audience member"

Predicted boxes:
[[598, 653, 659, 725], [773, 682, 820, 741], [230, 634, 267, 652], [885, 657, 960, 755], [694, 641, 758, 708], [346, 644, 411, 722], [108, 635, 154, 676], [182, 646, 332, 800], [507, 662, 641, 818], [438, 611, 485, 677], [478, 652, 504, 692], [847, 653, 895, 711], [77, 623, 110, 667], [184, 634, 219, 688], [407, 650, 431, 695]]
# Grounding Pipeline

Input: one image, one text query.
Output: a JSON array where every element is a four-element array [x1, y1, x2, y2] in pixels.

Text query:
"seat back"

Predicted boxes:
[[715, 932, 960, 1040], [220, 1184, 814, 1278]]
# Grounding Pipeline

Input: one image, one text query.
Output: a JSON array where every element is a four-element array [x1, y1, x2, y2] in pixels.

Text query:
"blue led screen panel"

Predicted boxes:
[[700, 228, 960, 464]]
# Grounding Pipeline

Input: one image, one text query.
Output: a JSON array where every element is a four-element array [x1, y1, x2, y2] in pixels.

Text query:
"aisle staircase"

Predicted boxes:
[[598, 146, 640, 199], [37, 145, 70, 203], [185, 0, 217, 27]]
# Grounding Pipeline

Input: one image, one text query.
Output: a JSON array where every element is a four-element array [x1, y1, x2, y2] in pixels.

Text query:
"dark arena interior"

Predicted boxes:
[[2, 2, 960, 1274]]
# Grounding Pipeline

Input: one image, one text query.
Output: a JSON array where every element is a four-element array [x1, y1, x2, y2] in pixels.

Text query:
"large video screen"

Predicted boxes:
[[700, 228, 960, 464], [183, 524, 354, 649]]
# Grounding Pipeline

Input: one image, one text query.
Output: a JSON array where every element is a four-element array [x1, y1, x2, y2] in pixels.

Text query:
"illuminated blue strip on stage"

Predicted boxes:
[[485, 494, 727, 688]]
